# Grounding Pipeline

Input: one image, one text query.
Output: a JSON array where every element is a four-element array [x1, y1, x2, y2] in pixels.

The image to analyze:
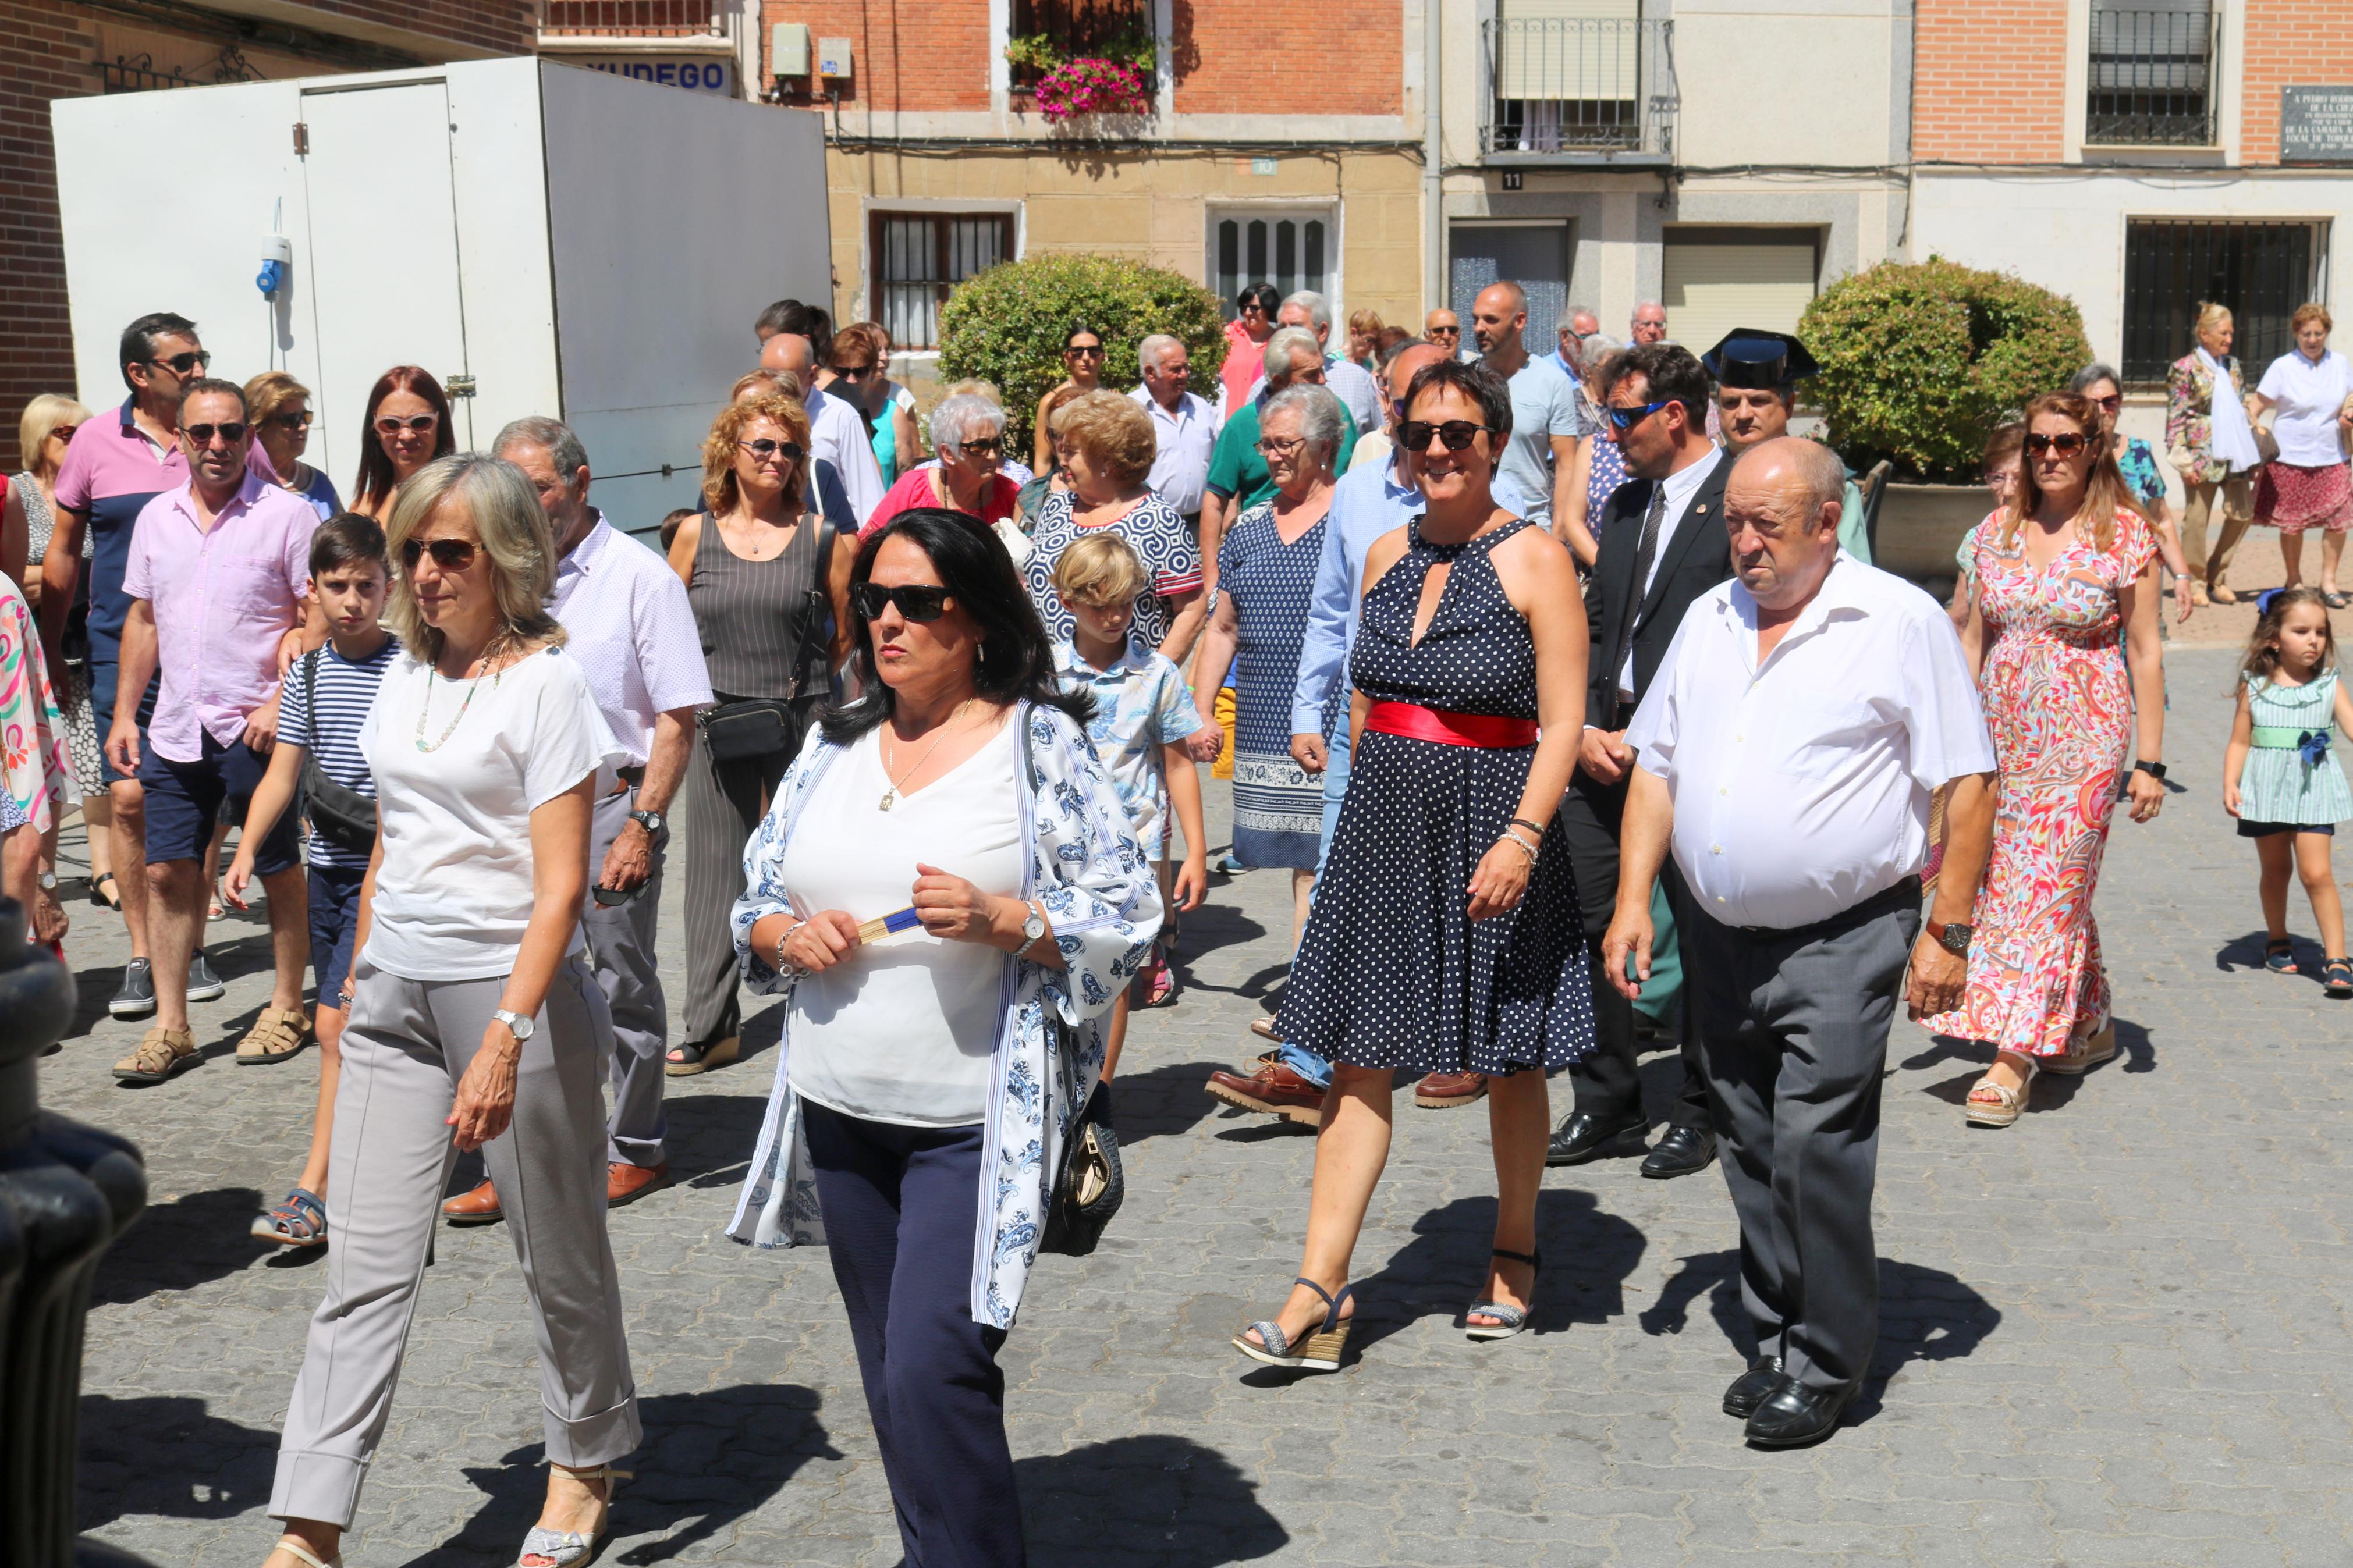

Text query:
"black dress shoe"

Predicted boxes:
[[1744, 1377, 1859, 1448], [1640, 1122, 1717, 1179], [1722, 1356, 1786, 1418], [1545, 1110, 1649, 1167]]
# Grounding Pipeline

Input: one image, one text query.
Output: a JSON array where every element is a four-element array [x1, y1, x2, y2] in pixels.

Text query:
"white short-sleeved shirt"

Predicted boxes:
[[2258, 350, 2353, 468], [1627, 554, 1995, 930], [360, 645, 624, 980]]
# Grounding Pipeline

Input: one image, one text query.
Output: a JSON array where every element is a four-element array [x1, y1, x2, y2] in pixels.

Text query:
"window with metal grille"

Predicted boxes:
[[1008, 0, 1152, 88], [2086, 1, 2219, 147], [870, 212, 1015, 351], [1209, 212, 1330, 319], [2120, 221, 2326, 386]]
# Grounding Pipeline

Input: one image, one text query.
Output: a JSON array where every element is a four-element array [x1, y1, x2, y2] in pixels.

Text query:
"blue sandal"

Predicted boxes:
[[1465, 1247, 1540, 1341], [2265, 939, 2298, 975], [252, 1188, 327, 1248], [1233, 1278, 1353, 1371], [2327, 958, 2352, 1000]]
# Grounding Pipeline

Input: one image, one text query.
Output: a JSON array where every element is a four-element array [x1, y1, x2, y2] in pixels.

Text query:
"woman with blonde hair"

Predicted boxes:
[[1020, 387, 1204, 657], [244, 371, 342, 520], [2248, 302, 2353, 605], [1922, 391, 2168, 1128], [260, 453, 637, 1568], [664, 395, 855, 1076], [2165, 301, 2259, 602], [1346, 307, 1387, 371]]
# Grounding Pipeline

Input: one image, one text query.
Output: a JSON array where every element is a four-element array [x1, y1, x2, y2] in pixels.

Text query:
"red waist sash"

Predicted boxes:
[[1364, 699, 1538, 749]]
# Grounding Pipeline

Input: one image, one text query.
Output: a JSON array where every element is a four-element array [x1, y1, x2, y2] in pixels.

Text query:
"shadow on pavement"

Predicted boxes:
[[1109, 1059, 1235, 1147], [665, 1091, 770, 1190], [1021, 1434, 1287, 1566], [88, 1187, 275, 1307], [77, 1393, 279, 1530], [407, 1384, 842, 1567], [1914, 1018, 2150, 1107]]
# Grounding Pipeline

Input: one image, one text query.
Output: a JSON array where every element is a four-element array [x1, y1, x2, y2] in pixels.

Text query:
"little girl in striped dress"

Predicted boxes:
[[2224, 586, 2353, 997]]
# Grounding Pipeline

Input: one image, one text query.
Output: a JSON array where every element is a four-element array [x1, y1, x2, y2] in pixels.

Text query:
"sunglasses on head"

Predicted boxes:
[[739, 438, 804, 462], [400, 536, 478, 571], [375, 413, 439, 435], [2024, 431, 2089, 456], [1605, 399, 1675, 432], [1397, 419, 1495, 453], [184, 422, 248, 446], [147, 350, 211, 375], [854, 582, 951, 623]]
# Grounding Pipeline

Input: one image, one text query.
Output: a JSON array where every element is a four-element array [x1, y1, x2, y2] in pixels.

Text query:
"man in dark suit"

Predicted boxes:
[[1548, 342, 1731, 1176]]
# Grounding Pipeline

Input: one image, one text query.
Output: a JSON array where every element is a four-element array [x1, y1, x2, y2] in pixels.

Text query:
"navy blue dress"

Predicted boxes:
[[1220, 500, 1330, 869], [1276, 518, 1593, 1074]]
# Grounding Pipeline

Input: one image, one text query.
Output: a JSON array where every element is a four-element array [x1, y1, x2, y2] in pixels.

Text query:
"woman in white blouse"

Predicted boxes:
[[728, 508, 1160, 1567], [2249, 303, 2353, 607], [260, 455, 636, 1568]]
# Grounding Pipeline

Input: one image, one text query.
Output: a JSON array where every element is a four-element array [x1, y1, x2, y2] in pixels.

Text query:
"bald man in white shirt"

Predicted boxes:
[[1605, 437, 1998, 1450]]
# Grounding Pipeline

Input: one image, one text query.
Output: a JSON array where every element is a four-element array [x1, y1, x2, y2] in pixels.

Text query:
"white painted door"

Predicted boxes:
[[299, 81, 471, 493]]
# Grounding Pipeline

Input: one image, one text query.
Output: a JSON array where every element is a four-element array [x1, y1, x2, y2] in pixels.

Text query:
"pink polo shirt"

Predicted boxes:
[[121, 468, 318, 763]]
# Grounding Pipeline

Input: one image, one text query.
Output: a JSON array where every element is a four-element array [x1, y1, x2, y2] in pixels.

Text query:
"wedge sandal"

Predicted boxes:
[[665, 1035, 739, 1076], [2044, 1023, 2117, 1076], [1465, 1246, 1540, 1341], [1964, 1051, 2038, 1129], [1233, 1278, 1353, 1371]]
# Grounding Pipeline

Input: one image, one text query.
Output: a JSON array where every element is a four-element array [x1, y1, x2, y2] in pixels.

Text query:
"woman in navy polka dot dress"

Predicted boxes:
[[1234, 360, 1595, 1371]]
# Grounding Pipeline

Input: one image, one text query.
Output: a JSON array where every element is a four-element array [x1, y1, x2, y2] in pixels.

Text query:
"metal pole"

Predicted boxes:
[[1422, 0, 1445, 318]]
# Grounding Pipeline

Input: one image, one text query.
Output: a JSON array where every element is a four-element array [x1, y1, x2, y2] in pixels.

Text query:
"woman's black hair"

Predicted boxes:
[[819, 508, 1092, 744], [1401, 358, 1515, 474], [1234, 282, 1280, 317], [1063, 323, 1104, 351]]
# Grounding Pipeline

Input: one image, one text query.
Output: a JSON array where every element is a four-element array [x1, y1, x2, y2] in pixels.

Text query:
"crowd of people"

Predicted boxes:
[[3, 275, 2351, 1568]]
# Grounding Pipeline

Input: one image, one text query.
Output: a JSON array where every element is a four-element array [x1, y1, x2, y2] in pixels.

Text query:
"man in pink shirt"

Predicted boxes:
[[105, 377, 323, 1086]]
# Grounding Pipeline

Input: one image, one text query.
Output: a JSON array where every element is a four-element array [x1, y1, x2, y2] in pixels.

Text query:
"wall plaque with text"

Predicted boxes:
[[2281, 87, 2353, 162]]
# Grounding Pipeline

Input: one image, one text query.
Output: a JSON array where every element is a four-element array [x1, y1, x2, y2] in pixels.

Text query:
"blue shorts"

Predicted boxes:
[[138, 731, 303, 873], [87, 657, 157, 788], [308, 863, 367, 1005], [2238, 819, 2336, 839]]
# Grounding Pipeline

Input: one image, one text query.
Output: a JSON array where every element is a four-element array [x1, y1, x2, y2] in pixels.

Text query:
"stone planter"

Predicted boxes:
[[1876, 482, 1993, 590]]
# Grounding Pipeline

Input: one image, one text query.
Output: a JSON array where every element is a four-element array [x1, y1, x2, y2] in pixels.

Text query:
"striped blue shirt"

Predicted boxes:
[[280, 637, 399, 869]]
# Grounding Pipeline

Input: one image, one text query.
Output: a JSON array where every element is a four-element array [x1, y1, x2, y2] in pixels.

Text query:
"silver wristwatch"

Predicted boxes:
[[1018, 902, 1046, 947], [491, 1007, 536, 1043]]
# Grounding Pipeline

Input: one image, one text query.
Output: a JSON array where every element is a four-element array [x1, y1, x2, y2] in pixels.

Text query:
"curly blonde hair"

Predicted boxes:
[[701, 394, 811, 516], [384, 455, 565, 665], [1050, 388, 1155, 487]]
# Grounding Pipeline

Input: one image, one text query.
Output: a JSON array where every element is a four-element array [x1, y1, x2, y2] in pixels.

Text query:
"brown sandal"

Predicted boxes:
[[113, 1025, 197, 1085], [1964, 1051, 2037, 1128], [236, 1006, 314, 1065]]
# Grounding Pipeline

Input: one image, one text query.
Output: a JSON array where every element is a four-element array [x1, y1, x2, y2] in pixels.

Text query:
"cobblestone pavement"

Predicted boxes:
[[50, 644, 2353, 1566]]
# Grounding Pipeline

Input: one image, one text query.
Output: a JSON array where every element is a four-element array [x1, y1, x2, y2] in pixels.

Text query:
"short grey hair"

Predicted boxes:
[[1262, 385, 1347, 466], [492, 416, 588, 486], [1580, 333, 1624, 374], [1281, 290, 1332, 334], [928, 392, 1006, 451], [1264, 326, 1323, 383], [1558, 303, 1596, 330], [1138, 333, 1184, 372], [2070, 362, 2124, 394], [1632, 299, 1667, 322]]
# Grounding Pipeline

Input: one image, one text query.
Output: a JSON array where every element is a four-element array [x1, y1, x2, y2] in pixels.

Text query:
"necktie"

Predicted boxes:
[[1614, 485, 1666, 701]]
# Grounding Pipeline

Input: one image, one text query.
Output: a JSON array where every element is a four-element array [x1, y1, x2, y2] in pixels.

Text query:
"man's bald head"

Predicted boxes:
[[1724, 436, 1846, 610], [761, 332, 815, 379], [1387, 343, 1447, 405]]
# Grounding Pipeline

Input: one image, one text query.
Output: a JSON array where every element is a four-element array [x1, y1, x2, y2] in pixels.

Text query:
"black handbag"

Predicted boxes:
[[297, 650, 377, 855], [698, 512, 836, 765], [1017, 707, 1126, 1257], [700, 698, 798, 762]]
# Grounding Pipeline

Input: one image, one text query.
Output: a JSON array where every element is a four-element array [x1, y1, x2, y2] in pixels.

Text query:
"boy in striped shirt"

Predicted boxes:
[[226, 513, 399, 1247]]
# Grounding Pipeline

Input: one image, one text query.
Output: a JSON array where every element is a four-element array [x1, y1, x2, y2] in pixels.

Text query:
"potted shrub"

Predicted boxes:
[[938, 253, 1227, 454], [1802, 258, 2091, 582]]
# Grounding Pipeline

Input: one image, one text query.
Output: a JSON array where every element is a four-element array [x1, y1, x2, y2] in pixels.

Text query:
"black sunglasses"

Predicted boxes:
[[183, 422, 249, 446], [375, 413, 439, 434], [739, 438, 804, 462], [268, 410, 315, 431], [1065, 343, 1105, 358], [1397, 419, 1495, 453], [957, 437, 1005, 457], [1427, 325, 1460, 337], [400, 536, 478, 571], [832, 362, 878, 381], [147, 350, 211, 375], [1604, 399, 1674, 432], [854, 582, 952, 623], [2024, 431, 2089, 456]]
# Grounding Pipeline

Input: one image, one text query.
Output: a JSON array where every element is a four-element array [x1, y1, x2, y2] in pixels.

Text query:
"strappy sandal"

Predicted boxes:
[[1964, 1051, 2037, 1129], [88, 870, 121, 911], [664, 1036, 739, 1076], [2266, 938, 2299, 974], [2045, 1023, 2117, 1076], [2326, 590, 2350, 610], [1233, 1278, 1353, 1371], [267, 1535, 343, 1568], [236, 1006, 314, 1065], [2327, 958, 2353, 1000], [112, 1025, 196, 1086], [517, 1464, 630, 1567], [253, 1187, 328, 1247], [1465, 1247, 1540, 1341]]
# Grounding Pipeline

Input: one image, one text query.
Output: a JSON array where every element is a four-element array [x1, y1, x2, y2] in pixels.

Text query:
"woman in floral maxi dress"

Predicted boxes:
[[1923, 391, 2170, 1128]]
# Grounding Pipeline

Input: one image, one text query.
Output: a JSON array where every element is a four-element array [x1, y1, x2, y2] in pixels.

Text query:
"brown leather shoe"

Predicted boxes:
[[1205, 1061, 1326, 1127], [441, 1178, 505, 1226], [1414, 1071, 1488, 1109], [608, 1161, 672, 1208]]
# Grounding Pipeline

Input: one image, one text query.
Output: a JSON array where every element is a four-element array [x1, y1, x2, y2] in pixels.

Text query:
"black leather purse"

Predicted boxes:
[[698, 513, 836, 765], [297, 650, 377, 855], [1017, 707, 1126, 1257]]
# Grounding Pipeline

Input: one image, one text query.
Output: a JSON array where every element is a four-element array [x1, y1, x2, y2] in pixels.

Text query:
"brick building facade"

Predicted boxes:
[[0, 0, 531, 447]]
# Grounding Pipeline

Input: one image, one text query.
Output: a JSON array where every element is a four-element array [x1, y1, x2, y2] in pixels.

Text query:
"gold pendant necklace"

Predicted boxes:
[[879, 701, 973, 810]]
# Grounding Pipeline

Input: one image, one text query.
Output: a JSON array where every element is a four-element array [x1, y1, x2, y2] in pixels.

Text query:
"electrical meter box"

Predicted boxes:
[[52, 56, 831, 538]]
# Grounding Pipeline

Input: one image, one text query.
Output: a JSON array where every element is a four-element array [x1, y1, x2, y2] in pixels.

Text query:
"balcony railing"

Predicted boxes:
[[2086, 7, 2221, 146], [540, 1, 727, 38], [1481, 17, 1677, 158]]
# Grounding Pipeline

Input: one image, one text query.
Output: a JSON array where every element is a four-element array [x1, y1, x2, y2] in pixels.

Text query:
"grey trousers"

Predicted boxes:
[[270, 955, 641, 1527], [679, 732, 792, 1050], [584, 786, 669, 1167], [1683, 880, 1921, 1394]]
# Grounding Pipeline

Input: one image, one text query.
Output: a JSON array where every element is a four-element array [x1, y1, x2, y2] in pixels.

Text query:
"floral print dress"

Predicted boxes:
[[1921, 509, 2155, 1057], [0, 573, 71, 833]]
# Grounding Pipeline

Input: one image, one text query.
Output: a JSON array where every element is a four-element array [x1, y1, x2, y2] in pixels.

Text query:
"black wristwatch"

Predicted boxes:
[[627, 808, 665, 834], [1926, 918, 1974, 957], [2134, 759, 2167, 781]]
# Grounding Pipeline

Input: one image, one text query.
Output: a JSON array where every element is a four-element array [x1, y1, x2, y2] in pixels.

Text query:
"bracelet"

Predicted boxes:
[[773, 920, 810, 982], [1509, 816, 1548, 838], [1496, 832, 1539, 869]]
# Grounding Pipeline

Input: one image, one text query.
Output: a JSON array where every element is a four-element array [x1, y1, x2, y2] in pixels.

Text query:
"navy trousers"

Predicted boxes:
[[801, 1100, 1024, 1568]]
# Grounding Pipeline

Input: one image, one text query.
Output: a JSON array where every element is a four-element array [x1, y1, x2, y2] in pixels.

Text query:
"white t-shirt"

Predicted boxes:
[[2258, 349, 2353, 468], [782, 720, 1024, 1126], [360, 645, 623, 981]]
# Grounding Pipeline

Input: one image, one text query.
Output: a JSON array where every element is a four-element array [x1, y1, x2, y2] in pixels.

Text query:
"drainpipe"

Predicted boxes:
[[1422, 0, 1444, 315]]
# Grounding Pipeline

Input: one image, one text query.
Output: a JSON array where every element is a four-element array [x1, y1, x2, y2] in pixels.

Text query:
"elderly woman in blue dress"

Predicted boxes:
[[725, 507, 1159, 1567]]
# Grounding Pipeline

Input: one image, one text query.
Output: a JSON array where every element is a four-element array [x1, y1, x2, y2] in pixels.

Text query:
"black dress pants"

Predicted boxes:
[[1555, 767, 1710, 1129]]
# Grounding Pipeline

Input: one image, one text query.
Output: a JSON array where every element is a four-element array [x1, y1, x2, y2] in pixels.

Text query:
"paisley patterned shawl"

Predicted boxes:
[[723, 701, 1162, 1328]]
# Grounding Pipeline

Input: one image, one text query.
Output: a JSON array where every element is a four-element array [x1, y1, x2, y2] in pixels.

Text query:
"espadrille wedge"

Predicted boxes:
[[1233, 1277, 1354, 1371]]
